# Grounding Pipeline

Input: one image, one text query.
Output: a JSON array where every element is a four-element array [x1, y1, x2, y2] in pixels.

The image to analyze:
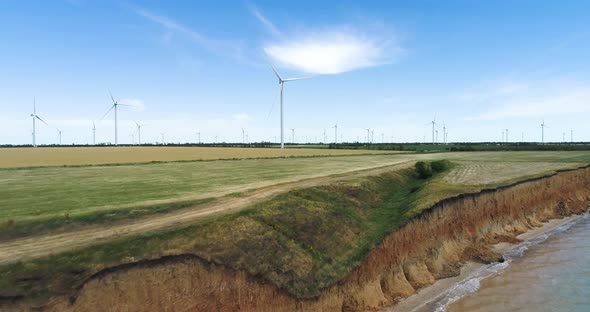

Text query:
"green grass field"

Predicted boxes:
[[2, 151, 589, 240]]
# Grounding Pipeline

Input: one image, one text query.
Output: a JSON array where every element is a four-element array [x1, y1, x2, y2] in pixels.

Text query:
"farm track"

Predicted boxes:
[[0, 160, 416, 265]]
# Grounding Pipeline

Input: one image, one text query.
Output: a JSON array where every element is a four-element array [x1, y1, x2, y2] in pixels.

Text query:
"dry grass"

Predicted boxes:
[[443, 161, 579, 185], [0, 147, 399, 168]]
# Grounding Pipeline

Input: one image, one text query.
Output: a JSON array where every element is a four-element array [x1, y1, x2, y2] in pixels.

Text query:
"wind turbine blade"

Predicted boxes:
[[100, 104, 115, 120], [283, 77, 311, 82], [109, 91, 117, 104], [270, 64, 283, 81], [134, 120, 139, 127], [36, 115, 48, 125]]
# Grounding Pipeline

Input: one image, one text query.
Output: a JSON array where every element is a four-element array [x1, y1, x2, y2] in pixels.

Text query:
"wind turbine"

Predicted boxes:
[[435, 130, 439, 143], [541, 120, 548, 143], [505, 129, 509, 143], [196, 131, 201, 144], [30, 98, 48, 147], [332, 124, 338, 143], [160, 132, 165, 145], [92, 121, 96, 145], [290, 128, 295, 144], [56, 128, 64, 145], [571, 130, 574, 143], [323, 129, 326, 143], [366, 128, 370, 143], [427, 115, 437, 144], [442, 122, 447, 144], [134, 121, 146, 145], [270, 65, 309, 149], [100, 92, 131, 146]]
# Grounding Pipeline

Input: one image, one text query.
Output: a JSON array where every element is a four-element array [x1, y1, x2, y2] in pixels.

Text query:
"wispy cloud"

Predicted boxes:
[[132, 6, 249, 63], [262, 24, 401, 75], [249, 5, 282, 36]]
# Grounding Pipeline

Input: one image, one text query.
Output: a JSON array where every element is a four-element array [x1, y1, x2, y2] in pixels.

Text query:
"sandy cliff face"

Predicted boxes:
[[26, 167, 590, 311]]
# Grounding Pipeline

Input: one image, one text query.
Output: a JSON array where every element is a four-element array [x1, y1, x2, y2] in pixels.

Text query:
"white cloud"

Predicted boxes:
[[264, 27, 401, 74], [120, 98, 146, 111]]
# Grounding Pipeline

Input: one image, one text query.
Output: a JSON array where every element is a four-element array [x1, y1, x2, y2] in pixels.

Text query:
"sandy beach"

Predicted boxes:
[[383, 214, 584, 312]]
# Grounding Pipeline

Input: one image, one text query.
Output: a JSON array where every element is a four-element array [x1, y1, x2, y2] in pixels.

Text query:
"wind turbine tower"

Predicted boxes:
[[57, 129, 63, 145], [134, 121, 146, 145], [427, 115, 437, 144], [333, 124, 338, 143], [571, 130, 574, 143], [92, 121, 96, 145], [196, 131, 201, 144], [30, 98, 48, 147], [100, 92, 130, 146], [505, 129, 509, 143], [270, 65, 309, 149], [541, 120, 548, 143], [366, 128, 370, 143], [290, 128, 295, 144], [161, 132, 165, 145]]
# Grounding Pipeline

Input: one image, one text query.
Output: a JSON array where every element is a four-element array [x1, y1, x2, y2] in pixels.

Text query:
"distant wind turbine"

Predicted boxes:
[[323, 129, 326, 143], [242, 128, 246, 144], [56, 128, 64, 145], [366, 128, 370, 143], [427, 115, 437, 144], [270, 65, 309, 149], [30, 98, 48, 147], [571, 130, 574, 143], [196, 131, 201, 144], [134, 121, 146, 145], [160, 132, 165, 145], [332, 124, 338, 143], [92, 121, 96, 145], [541, 120, 549, 143], [100, 92, 131, 146], [290, 128, 295, 144], [442, 122, 447, 144], [505, 129, 509, 143]]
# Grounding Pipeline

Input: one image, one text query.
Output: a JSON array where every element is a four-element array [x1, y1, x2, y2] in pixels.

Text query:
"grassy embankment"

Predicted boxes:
[[1, 160, 454, 304]]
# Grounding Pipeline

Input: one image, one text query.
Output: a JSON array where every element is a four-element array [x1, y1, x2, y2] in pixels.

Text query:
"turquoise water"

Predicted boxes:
[[446, 213, 590, 312]]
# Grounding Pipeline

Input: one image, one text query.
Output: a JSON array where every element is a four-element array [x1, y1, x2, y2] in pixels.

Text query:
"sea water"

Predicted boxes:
[[441, 213, 590, 312]]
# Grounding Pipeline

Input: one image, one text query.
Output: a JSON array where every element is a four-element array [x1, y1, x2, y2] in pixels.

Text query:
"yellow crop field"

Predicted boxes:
[[0, 147, 400, 168]]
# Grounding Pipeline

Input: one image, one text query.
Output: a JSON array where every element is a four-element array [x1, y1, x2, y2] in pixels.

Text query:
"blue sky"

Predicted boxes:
[[2, 0, 590, 145]]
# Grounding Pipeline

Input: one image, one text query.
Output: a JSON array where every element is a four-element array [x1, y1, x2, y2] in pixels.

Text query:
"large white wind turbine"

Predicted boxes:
[[332, 124, 338, 143], [100, 92, 131, 146], [134, 121, 146, 145], [270, 65, 309, 149], [365, 128, 370, 143], [30, 98, 48, 147]]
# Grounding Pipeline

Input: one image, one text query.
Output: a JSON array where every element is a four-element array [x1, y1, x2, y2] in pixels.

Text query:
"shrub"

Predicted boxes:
[[431, 159, 451, 173], [415, 161, 433, 179]]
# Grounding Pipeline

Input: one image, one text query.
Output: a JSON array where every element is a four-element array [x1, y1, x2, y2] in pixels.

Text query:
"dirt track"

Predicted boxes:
[[0, 161, 414, 265]]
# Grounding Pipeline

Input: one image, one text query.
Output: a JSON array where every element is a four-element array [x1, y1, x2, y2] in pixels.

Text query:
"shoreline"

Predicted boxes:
[[384, 213, 585, 312]]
